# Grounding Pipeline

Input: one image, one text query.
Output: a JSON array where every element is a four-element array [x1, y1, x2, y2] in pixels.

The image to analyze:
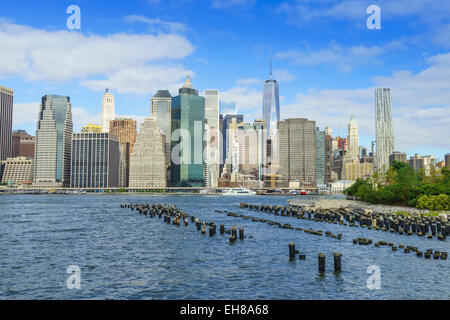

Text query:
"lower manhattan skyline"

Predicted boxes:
[[1, 0, 449, 306], [1, 0, 449, 161]]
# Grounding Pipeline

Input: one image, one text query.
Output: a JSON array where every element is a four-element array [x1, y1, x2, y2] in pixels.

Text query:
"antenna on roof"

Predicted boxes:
[[269, 53, 273, 79]]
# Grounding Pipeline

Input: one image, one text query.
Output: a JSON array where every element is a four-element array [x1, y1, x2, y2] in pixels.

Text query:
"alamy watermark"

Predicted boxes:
[[366, 265, 381, 290], [66, 265, 81, 289], [66, 5, 81, 30], [366, 5, 381, 30]]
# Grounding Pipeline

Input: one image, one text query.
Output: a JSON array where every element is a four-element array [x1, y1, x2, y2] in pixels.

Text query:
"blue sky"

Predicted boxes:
[[1, 0, 449, 160]]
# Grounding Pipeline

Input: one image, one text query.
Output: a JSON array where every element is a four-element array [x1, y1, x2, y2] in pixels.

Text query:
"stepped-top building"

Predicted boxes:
[[170, 76, 205, 187], [33, 94, 73, 187], [347, 116, 359, 160], [102, 89, 115, 133], [129, 117, 166, 188]]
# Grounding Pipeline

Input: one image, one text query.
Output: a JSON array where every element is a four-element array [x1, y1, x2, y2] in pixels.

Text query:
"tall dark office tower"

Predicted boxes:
[[446, 154, 450, 168], [34, 94, 73, 187], [0, 86, 13, 161], [262, 55, 280, 136], [170, 76, 205, 187], [278, 118, 316, 187], [71, 132, 119, 188]]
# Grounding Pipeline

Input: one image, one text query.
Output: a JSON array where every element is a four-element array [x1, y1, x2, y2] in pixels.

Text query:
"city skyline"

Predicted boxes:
[[2, 0, 449, 160]]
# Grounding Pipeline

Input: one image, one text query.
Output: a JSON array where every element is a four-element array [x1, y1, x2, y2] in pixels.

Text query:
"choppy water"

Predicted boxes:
[[1, 194, 449, 300]]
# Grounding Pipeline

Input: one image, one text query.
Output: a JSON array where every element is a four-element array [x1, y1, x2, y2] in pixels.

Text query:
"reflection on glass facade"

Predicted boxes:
[[262, 79, 280, 136], [170, 77, 205, 187], [70, 133, 119, 188], [34, 94, 72, 187]]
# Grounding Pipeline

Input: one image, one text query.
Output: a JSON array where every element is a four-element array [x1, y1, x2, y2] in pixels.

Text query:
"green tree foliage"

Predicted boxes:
[[344, 161, 450, 210]]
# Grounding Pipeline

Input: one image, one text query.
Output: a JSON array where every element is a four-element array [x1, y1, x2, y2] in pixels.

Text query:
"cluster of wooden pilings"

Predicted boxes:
[[120, 203, 249, 244], [353, 238, 448, 260], [239, 203, 448, 241], [288, 243, 342, 273], [221, 210, 341, 241]]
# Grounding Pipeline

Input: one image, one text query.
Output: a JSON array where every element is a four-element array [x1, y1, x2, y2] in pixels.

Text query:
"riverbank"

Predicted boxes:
[[288, 198, 449, 219]]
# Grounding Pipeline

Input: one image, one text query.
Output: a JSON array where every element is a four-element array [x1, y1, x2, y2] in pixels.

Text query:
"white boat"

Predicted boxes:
[[222, 187, 257, 196]]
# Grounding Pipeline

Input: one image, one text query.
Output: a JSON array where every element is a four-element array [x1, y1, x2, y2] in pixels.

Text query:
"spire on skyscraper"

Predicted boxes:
[[183, 75, 194, 89], [269, 53, 273, 79]]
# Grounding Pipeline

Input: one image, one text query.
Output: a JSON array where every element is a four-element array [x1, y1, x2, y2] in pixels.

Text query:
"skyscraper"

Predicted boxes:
[[375, 88, 394, 172], [151, 90, 172, 165], [170, 76, 205, 187], [34, 94, 73, 187], [102, 89, 115, 133], [71, 132, 119, 188], [278, 118, 316, 187], [347, 115, 359, 159], [446, 153, 450, 168], [129, 117, 166, 188], [262, 56, 280, 136], [222, 114, 243, 169], [110, 118, 137, 188], [315, 128, 326, 186], [204, 89, 220, 188], [0, 86, 13, 161], [12, 130, 35, 158]]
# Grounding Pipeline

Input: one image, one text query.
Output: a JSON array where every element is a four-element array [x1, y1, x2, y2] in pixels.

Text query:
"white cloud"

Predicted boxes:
[[275, 42, 400, 72], [0, 20, 194, 95], [273, 69, 297, 82], [220, 86, 262, 114], [236, 78, 261, 85], [13, 102, 40, 127], [277, 0, 450, 25], [124, 15, 188, 33], [281, 52, 450, 152], [212, 0, 256, 9], [80, 65, 194, 95]]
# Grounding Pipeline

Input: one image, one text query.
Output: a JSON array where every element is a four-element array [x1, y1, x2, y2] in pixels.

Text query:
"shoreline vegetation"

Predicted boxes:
[[344, 161, 450, 215]]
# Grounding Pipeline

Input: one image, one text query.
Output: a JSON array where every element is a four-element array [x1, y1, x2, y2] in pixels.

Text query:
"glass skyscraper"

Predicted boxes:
[[262, 78, 280, 136], [34, 94, 73, 187], [375, 88, 394, 173], [170, 76, 205, 187]]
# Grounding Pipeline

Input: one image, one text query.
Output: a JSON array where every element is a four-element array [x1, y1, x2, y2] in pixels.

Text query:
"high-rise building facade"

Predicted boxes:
[[170, 77, 205, 187], [129, 117, 166, 188], [446, 153, 450, 168], [0, 86, 13, 161], [409, 154, 435, 176], [375, 88, 394, 172], [70, 133, 119, 188], [34, 95, 73, 187], [315, 128, 326, 186], [1, 157, 34, 186], [12, 130, 35, 158], [110, 118, 137, 187], [389, 151, 407, 166], [222, 114, 244, 170], [347, 116, 359, 159], [262, 61, 280, 136], [151, 89, 172, 168], [204, 89, 220, 188], [342, 161, 373, 181], [236, 120, 267, 180], [278, 118, 316, 187], [102, 89, 115, 133]]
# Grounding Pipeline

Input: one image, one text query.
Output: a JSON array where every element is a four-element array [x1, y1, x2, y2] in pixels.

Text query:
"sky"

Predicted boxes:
[[1, 0, 449, 160]]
